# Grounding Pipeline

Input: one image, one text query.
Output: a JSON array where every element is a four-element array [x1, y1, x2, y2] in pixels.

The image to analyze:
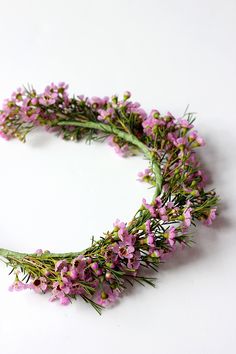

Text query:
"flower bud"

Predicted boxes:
[[123, 91, 131, 101], [91, 262, 98, 270], [111, 95, 118, 104], [105, 272, 112, 280], [101, 291, 108, 299]]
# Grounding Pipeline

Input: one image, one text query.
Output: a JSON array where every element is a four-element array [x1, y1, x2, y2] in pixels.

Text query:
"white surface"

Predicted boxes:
[[0, 1, 235, 353]]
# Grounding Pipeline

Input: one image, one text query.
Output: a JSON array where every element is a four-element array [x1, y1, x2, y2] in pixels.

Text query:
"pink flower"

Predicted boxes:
[[107, 135, 129, 157], [197, 170, 208, 188], [60, 296, 70, 305], [155, 196, 162, 208], [55, 259, 68, 272], [147, 233, 155, 246], [142, 198, 156, 217], [188, 131, 205, 147], [143, 197, 169, 221], [113, 219, 134, 245], [9, 280, 30, 292], [167, 226, 176, 247], [174, 137, 188, 148], [183, 201, 192, 228], [0, 130, 10, 140], [39, 92, 58, 106], [31, 277, 48, 293], [145, 219, 155, 247], [113, 218, 126, 230], [71, 255, 88, 280], [49, 278, 72, 304], [97, 107, 114, 122], [204, 208, 217, 226], [127, 250, 141, 270], [167, 132, 178, 144], [68, 267, 78, 280], [178, 118, 193, 129], [137, 168, 152, 182], [94, 283, 120, 307], [142, 115, 164, 138], [113, 241, 135, 259], [159, 206, 168, 221], [155, 197, 168, 220], [150, 248, 161, 258], [126, 101, 147, 120], [11, 88, 25, 102], [91, 262, 98, 271], [90, 262, 102, 276], [167, 201, 174, 209], [104, 245, 118, 264], [150, 109, 160, 118], [88, 96, 109, 108]]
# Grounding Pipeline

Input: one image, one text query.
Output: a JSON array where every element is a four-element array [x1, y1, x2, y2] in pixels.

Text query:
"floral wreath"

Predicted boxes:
[[0, 83, 218, 314]]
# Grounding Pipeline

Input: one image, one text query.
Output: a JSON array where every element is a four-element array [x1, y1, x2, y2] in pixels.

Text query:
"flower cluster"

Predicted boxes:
[[0, 83, 219, 313]]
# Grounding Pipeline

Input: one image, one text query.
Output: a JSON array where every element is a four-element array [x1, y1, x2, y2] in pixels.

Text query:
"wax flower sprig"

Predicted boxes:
[[0, 83, 218, 314]]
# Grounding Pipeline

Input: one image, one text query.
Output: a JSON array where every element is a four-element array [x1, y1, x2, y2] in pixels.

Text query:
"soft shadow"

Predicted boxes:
[[27, 128, 57, 148]]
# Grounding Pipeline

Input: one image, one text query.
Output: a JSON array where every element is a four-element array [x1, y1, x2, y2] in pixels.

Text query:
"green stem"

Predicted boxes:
[[0, 248, 83, 262], [57, 119, 162, 198], [0, 248, 27, 260]]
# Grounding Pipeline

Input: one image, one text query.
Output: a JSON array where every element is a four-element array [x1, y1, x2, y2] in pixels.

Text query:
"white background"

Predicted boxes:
[[0, 1, 235, 353]]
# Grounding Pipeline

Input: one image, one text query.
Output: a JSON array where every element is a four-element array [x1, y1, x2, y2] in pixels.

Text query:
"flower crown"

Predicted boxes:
[[0, 83, 218, 314]]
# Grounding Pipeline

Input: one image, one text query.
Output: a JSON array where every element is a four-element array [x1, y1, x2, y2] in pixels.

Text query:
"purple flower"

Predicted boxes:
[[68, 266, 78, 280], [137, 168, 152, 182], [126, 101, 147, 120], [104, 245, 119, 265], [49, 277, 72, 304], [159, 206, 168, 221], [174, 137, 188, 148], [142, 198, 156, 217], [155, 197, 162, 208], [91, 262, 98, 271], [97, 107, 114, 122], [149, 248, 161, 258], [107, 135, 129, 157], [11, 88, 25, 102], [55, 259, 69, 272], [88, 96, 108, 108], [127, 250, 141, 270], [60, 296, 70, 305], [39, 92, 58, 106], [167, 226, 176, 247], [178, 118, 193, 129], [142, 117, 157, 137], [31, 277, 48, 293], [9, 280, 30, 292], [94, 283, 120, 307], [203, 208, 217, 226], [197, 170, 208, 189], [183, 201, 192, 228], [146, 219, 155, 247], [34, 248, 43, 255], [113, 219, 134, 245], [167, 132, 178, 144], [113, 241, 134, 259], [0, 130, 9, 140], [188, 130, 205, 147], [150, 109, 160, 118]]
